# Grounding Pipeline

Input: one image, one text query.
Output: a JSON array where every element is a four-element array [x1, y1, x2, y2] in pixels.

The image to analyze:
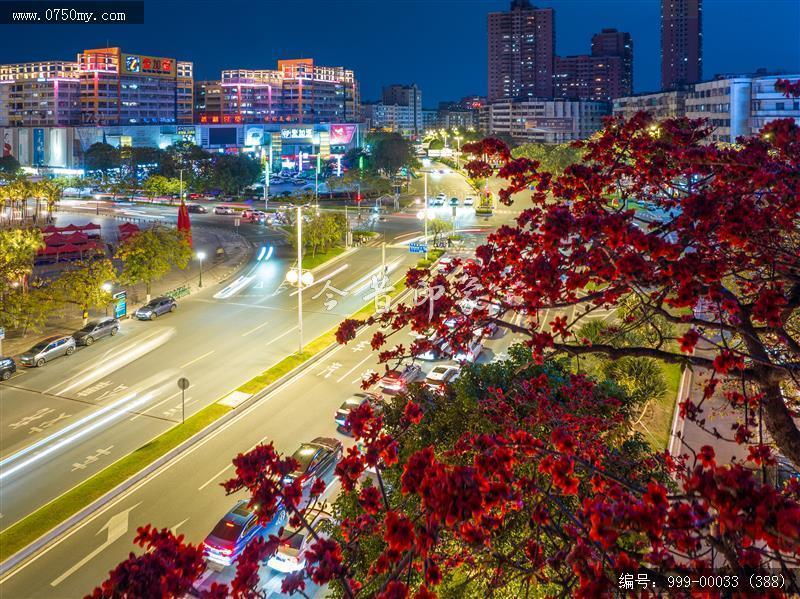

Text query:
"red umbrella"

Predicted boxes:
[[63, 232, 89, 245], [41, 225, 61, 234], [177, 200, 192, 247], [45, 232, 69, 246]]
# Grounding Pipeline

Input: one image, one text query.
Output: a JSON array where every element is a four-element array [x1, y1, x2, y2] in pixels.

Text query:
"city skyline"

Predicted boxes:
[[0, 0, 796, 104]]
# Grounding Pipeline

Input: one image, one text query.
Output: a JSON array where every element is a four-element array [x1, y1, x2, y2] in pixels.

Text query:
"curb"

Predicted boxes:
[[667, 367, 691, 457]]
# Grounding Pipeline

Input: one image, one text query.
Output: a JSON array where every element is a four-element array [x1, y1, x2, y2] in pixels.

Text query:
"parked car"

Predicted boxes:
[[187, 203, 208, 213], [213, 206, 236, 215], [283, 437, 343, 487], [417, 337, 447, 361], [450, 336, 484, 364], [134, 296, 177, 320], [378, 363, 422, 393], [0, 357, 17, 381], [424, 364, 460, 394], [19, 335, 76, 367], [72, 317, 120, 346], [202, 500, 285, 568], [242, 209, 267, 222], [334, 392, 382, 434], [267, 509, 332, 573], [463, 196, 475, 206]]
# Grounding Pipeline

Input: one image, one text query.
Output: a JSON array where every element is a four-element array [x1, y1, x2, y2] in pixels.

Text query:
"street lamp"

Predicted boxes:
[[196, 250, 206, 288], [94, 193, 101, 215], [454, 135, 462, 169], [284, 205, 314, 353]]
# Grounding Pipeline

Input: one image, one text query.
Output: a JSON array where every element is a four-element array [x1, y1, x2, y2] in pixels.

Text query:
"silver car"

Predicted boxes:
[[19, 335, 76, 367], [73, 317, 120, 346]]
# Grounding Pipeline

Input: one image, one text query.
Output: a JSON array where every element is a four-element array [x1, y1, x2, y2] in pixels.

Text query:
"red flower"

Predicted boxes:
[[678, 328, 700, 353], [384, 511, 415, 552], [403, 400, 424, 425], [359, 485, 383, 515]]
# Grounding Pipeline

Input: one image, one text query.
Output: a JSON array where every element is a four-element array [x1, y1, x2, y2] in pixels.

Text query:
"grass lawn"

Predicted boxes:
[[296, 246, 346, 271], [634, 361, 684, 451], [0, 402, 231, 562]]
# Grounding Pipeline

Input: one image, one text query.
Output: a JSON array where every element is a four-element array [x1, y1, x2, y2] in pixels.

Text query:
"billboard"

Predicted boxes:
[[2, 129, 11, 157], [33, 128, 45, 165], [121, 54, 176, 78], [524, 118, 573, 133], [281, 127, 313, 141], [245, 126, 266, 147], [329, 124, 356, 145]]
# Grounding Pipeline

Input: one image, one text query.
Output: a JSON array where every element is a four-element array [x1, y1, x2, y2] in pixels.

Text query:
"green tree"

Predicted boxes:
[[0, 155, 21, 176], [142, 175, 181, 203], [83, 143, 120, 174], [115, 227, 191, 301], [209, 155, 261, 195], [511, 142, 584, 175], [428, 217, 451, 243], [289, 211, 346, 257], [368, 132, 418, 175], [51, 259, 116, 324], [0, 284, 54, 334], [0, 228, 43, 287]]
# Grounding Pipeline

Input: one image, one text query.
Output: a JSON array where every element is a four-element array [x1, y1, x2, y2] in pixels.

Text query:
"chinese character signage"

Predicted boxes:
[[281, 128, 313, 140], [329, 124, 356, 145], [198, 114, 242, 125], [121, 54, 176, 78]]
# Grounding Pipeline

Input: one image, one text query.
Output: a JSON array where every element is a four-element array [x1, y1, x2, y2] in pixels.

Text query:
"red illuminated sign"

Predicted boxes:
[[198, 114, 243, 125]]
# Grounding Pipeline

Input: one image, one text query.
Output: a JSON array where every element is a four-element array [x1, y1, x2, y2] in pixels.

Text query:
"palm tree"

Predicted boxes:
[[40, 180, 63, 222]]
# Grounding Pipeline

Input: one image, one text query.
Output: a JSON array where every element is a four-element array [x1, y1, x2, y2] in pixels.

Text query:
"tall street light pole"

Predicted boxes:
[[197, 250, 206, 288], [423, 171, 429, 261], [179, 168, 184, 203], [264, 145, 271, 212]]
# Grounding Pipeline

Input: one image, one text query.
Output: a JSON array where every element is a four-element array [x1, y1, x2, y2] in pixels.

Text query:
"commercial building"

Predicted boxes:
[[661, 0, 702, 90], [0, 61, 82, 127], [194, 59, 359, 125], [488, 0, 555, 101], [554, 29, 633, 102], [479, 98, 608, 143], [0, 48, 194, 127], [612, 72, 800, 145], [0, 122, 363, 171], [612, 90, 687, 121]]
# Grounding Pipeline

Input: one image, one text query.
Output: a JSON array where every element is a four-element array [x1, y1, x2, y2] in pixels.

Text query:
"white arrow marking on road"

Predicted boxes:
[[170, 518, 189, 535], [50, 502, 142, 587]]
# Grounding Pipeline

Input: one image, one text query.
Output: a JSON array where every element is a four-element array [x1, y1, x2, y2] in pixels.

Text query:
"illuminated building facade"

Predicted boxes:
[[0, 61, 81, 126]]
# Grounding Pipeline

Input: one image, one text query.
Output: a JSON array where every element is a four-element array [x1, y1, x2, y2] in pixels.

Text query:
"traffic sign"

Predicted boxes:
[[177, 377, 190, 391], [113, 291, 127, 319], [409, 243, 428, 254]]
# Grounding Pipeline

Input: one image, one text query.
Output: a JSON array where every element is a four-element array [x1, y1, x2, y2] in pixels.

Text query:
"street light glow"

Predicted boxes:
[[196, 250, 206, 261]]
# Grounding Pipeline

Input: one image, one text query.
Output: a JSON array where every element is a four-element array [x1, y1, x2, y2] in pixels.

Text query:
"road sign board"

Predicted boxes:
[[234, 217, 241, 228], [177, 377, 190, 391], [409, 243, 428, 254], [112, 291, 127, 319]]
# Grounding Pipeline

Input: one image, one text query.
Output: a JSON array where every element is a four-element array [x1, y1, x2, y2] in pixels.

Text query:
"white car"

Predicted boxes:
[[267, 509, 332, 573], [424, 365, 460, 394], [464, 196, 475, 206], [213, 206, 235, 215], [448, 336, 484, 364]]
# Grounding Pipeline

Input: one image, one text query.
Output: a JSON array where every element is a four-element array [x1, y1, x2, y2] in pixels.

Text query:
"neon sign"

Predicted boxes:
[[281, 128, 313, 140]]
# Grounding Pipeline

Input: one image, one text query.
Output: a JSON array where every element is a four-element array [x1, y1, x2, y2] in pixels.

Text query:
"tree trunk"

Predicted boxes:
[[761, 380, 800, 469], [146, 282, 152, 304]]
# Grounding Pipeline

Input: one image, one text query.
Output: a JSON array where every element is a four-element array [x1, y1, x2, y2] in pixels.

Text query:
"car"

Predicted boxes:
[[267, 509, 332, 573], [450, 197, 460, 206], [0, 357, 17, 381], [476, 321, 500, 339], [436, 192, 446, 200], [451, 336, 484, 364], [134, 296, 177, 320], [437, 256, 456, 273], [283, 437, 343, 487], [334, 392, 382, 434], [292, 179, 306, 186], [202, 500, 285, 568], [242, 209, 267, 222], [378, 363, 422, 393], [72, 317, 119, 346], [464, 196, 475, 206], [186, 203, 208, 213], [417, 337, 447, 361], [425, 364, 460, 393], [188, 193, 205, 200], [19, 335, 76, 367], [213, 206, 235, 215]]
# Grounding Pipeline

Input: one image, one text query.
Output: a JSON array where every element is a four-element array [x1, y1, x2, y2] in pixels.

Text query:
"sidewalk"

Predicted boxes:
[[1, 222, 253, 358]]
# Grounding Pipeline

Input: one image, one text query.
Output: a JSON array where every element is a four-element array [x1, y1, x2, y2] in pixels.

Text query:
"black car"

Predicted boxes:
[[283, 437, 343, 487], [73, 317, 120, 346], [187, 203, 208, 214], [0, 357, 16, 381]]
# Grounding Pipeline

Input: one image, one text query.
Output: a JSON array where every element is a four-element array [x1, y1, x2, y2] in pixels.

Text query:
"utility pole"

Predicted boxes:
[[423, 171, 429, 260], [264, 146, 271, 212], [179, 168, 184, 203], [297, 205, 304, 353]]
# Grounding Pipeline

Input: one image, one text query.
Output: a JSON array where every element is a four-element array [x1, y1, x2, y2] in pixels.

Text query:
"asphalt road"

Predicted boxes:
[[0, 169, 485, 529], [0, 263, 526, 599]]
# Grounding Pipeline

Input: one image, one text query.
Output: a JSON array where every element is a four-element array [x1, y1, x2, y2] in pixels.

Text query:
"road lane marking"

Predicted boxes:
[[198, 463, 232, 491], [170, 518, 189, 535], [50, 502, 141, 587], [179, 350, 215, 369], [265, 326, 298, 347], [241, 320, 271, 337], [129, 390, 181, 422], [336, 353, 375, 383]]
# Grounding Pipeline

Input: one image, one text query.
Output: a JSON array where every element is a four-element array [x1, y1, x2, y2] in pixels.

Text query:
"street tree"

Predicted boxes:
[[512, 142, 584, 175], [0, 228, 43, 287], [83, 142, 120, 175], [51, 259, 116, 323], [0, 155, 21, 176], [368, 132, 418, 176], [115, 227, 191, 302], [142, 175, 181, 203], [209, 154, 261, 195], [289, 211, 346, 257]]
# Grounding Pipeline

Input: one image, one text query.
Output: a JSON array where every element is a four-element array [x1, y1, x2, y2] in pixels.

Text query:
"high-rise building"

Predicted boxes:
[[554, 28, 632, 102], [0, 61, 82, 126], [592, 28, 633, 93], [661, 0, 702, 90], [278, 59, 359, 124], [479, 98, 608, 142], [487, 0, 555, 101], [381, 84, 422, 133]]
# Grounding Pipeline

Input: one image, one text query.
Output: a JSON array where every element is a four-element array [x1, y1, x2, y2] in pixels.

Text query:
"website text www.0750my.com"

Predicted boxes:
[[12, 8, 125, 22]]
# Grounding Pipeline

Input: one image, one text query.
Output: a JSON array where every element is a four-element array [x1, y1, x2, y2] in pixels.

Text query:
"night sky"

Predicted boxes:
[[1, 0, 798, 105]]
